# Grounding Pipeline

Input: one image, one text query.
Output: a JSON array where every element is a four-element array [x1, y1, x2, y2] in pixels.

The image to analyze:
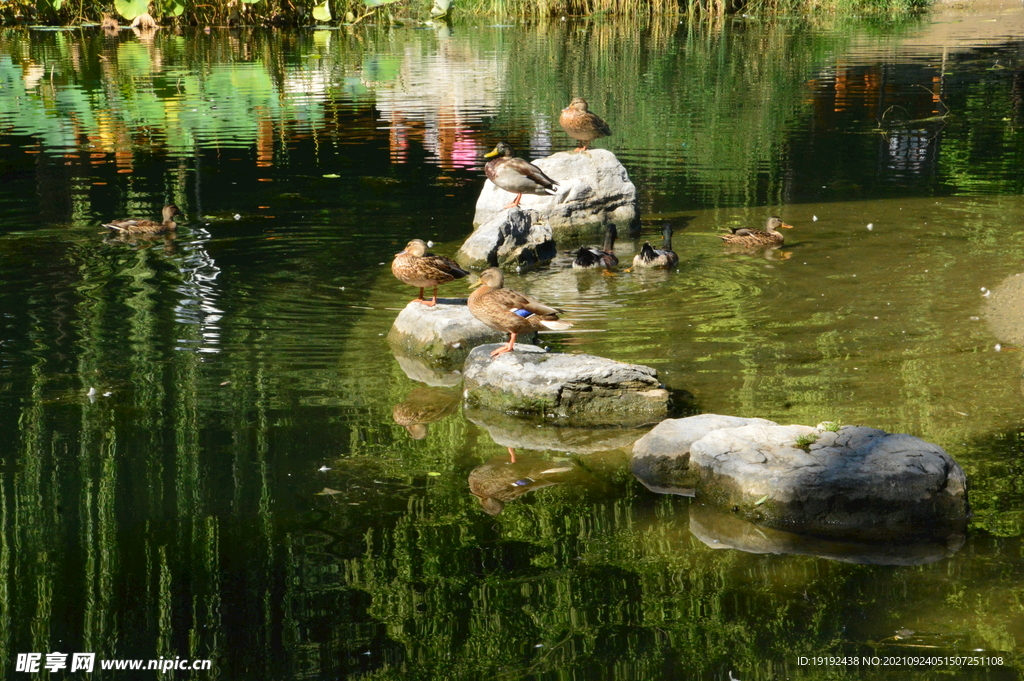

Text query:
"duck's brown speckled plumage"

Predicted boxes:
[[633, 223, 679, 269], [392, 239, 469, 306], [559, 97, 612, 152], [467, 268, 572, 358], [719, 216, 793, 248], [484, 142, 559, 209], [103, 204, 181, 235]]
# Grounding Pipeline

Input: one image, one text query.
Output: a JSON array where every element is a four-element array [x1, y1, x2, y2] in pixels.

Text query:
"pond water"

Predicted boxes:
[[2, 8, 1024, 679]]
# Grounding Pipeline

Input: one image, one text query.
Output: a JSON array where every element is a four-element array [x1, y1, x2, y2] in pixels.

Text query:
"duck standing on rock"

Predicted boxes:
[[718, 216, 793, 248], [103, 204, 181, 235], [392, 239, 469, 307], [573, 224, 619, 270], [559, 97, 612, 153], [483, 142, 559, 209], [468, 268, 573, 358], [633, 223, 679, 269]]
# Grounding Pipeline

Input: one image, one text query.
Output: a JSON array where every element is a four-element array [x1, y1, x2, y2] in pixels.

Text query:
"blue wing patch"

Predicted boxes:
[[511, 308, 532, 318]]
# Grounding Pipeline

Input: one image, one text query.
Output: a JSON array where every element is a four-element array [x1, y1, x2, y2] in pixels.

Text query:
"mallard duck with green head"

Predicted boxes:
[[559, 97, 612, 152], [483, 142, 559, 209], [719, 216, 793, 248], [392, 239, 469, 307], [103, 204, 181, 235], [633, 223, 679, 268], [468, 268, 572, 358]]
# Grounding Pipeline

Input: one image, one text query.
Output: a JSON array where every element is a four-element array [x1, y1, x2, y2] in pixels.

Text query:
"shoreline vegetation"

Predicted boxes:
[[1, 0, 930, 29]]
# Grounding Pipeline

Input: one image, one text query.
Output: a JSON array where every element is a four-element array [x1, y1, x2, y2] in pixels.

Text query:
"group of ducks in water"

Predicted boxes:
[[100, 96, 795, 361]]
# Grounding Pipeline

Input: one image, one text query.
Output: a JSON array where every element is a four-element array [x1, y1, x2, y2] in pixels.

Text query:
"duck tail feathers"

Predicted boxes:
[[540, 320, 573, 331]]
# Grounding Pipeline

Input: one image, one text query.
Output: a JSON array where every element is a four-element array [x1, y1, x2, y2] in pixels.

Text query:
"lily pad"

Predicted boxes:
[[114, 0, 150, 20], [312, 0, 332, 22]]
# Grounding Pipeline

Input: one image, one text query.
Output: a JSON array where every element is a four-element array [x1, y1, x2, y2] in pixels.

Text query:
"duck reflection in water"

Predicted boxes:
[[391, 386, 460, 439], [468, 448, 574, 515]]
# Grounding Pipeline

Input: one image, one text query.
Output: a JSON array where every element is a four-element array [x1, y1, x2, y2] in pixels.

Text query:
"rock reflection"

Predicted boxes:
[[465, 406, 647, 455], [689, 502, 965, 566], [392, 351, 463, 387], [391, 386, 460, 439], [468, 449, 577, 516]]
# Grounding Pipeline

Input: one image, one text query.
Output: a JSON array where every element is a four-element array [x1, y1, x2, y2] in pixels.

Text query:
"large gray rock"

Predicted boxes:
[[387, 299, 534, 372], [690, 424, 969, 531], [462, 344, 668, 426], [456, 207, 557, 271], [472, 149, 640, 240], [631, 414, 778, 491]]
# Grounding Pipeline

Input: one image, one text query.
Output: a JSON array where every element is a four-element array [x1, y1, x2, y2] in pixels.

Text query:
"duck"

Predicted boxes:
[[103, 204, 181, 235], [559, 97, 612, 153], [483, 142, 559, 209], [392, 239, 469, 307], [101, 12, 119, 31], [633, 223, 679, 269], [467, 268, 573, 358], [573, 224, 619, 270], [718, 216, 793, 248]]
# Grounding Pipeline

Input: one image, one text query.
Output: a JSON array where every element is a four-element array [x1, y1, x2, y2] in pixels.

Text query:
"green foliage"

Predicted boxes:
[[114, 0, 149, 20], [312, 0, 332, 20]]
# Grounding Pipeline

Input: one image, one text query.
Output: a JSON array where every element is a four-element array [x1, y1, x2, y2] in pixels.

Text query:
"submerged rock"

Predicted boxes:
[[387, 298, 533, 372], [466, 407, 648, 454], [462, 344, 668, 426], [457, 207, 558, 271], [472, 149, 640, 240], [690, 423, 969, 531], [689, 502, 965, 566]]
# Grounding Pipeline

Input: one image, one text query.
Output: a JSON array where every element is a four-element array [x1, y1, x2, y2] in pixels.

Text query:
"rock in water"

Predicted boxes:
[[631, 414, 779, 491], [689, 423, 969, 532], [457, 207, 557, 271], [387, 299, 533, 372], [472, 149, 639, 241], [462, 344, 668, 426]]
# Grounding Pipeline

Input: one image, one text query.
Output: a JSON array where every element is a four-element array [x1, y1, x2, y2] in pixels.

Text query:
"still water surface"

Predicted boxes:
[[1, 10, 1024, 679]]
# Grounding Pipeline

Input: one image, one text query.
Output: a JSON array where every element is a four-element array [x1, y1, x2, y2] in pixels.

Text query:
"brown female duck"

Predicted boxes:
[[573, 224, 618, 270], [559, 97, 612, 152], [103, 204, 181, 235], [633, 223, 679, 269], [483, 142, 559, 209], [392, 239, 469, 307], [718, 216, 793, 248], [468, 268, 572, 358]]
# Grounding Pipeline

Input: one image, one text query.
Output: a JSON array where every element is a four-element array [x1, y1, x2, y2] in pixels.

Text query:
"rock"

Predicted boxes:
[[462, 344, 668, 426], [690, 424, 969, 531], [472, 149, 640, 240], [387, 299, 534, 373], [689, 502, 965, 566], [631, 414, 778, 491], [456, 207, 557, 271], [466, 407, 648, 454]]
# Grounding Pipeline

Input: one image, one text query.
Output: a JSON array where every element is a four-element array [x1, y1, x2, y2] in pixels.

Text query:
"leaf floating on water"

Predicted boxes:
[[323, 173, 340, 178], [426, 471, 441, 477], [316, 488, 343, 496], [753, 494, 769, 506]]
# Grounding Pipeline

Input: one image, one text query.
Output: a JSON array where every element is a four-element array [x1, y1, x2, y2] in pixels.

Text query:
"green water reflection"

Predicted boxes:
[[2, 13, 1024, 680]]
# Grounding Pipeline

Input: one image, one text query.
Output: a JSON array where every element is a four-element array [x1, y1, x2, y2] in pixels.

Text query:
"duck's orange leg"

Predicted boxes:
[[420, 286, 439, 307], [502, 193, 524, 209], [507, 447, 517, 463], [489, 333, 517, 358]]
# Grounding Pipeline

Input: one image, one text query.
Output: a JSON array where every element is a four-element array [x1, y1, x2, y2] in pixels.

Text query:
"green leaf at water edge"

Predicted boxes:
[[312, 0, 332, 21], [164, 0, 185, 15], [240, 0, 262, 4], [364, 0, 401, 8], [114, 0, 150, 19]]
